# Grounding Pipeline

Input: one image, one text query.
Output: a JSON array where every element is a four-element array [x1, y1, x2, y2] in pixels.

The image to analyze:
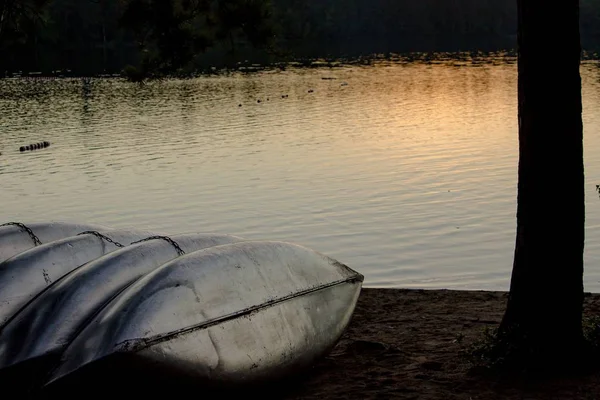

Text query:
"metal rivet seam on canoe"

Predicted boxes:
[[113, 274, 364, 354]]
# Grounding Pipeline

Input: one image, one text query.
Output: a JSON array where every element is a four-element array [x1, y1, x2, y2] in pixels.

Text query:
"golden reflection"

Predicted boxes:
[[3, 59, 600, 291]]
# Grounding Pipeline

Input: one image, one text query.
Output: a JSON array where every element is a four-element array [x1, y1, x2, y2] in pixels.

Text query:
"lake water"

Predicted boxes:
[[2, 57, 600, 291]]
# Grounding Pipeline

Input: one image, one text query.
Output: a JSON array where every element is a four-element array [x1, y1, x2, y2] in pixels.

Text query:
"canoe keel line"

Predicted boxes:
[[114, 275, 363, 354]]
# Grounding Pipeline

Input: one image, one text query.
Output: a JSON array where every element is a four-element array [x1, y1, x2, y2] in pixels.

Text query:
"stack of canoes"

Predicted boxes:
[[0, 221, 363, 395]]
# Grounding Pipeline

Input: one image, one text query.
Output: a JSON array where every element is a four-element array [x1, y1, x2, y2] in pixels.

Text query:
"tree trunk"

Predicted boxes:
[[34, 30, 38, 71], [102, 21, 107, 72], [500, 0, 584, 362]]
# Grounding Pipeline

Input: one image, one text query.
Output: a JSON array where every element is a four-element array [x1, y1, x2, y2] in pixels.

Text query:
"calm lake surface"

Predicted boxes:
[[2, 57, 600, 291]]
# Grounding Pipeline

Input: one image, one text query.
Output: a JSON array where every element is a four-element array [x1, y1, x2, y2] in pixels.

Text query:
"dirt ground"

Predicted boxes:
[[284, 288, 600, 400]]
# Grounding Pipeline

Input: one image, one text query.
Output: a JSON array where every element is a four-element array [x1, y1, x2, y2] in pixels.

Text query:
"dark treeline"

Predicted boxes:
[[2, 0, 600, 76]]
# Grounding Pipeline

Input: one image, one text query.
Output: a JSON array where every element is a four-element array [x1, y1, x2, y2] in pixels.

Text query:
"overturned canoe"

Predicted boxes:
[[46, 241, 363, 388], [0, 233, 246, 378], [0, 221, 107, 263], [0, 228, 160, 327]]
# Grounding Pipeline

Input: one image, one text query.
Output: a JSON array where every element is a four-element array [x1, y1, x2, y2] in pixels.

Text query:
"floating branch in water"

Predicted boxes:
[[19, 142, 50, 152]]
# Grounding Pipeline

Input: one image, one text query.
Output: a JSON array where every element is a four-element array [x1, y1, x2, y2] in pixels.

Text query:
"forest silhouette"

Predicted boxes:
[[2, 0, 600, 77]]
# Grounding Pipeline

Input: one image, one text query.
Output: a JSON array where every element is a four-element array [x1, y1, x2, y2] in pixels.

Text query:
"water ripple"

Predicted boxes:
[[2, 60, 600, 291]]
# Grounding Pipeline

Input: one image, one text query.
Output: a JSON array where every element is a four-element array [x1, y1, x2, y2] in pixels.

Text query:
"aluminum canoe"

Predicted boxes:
[[0, 233, 246, 378], [0, 221, 107, 263], [46, 240, 363, 388], [0, 228, 161, 327]]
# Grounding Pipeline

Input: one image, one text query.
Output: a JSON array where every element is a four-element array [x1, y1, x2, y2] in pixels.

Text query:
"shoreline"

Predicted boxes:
[[5, 49, 600, 81], [284, 288, 600, 399]]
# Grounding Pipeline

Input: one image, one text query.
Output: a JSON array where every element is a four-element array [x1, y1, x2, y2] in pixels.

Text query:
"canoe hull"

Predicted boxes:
[[44, 281, 360, 396], [46, 241, 363, 387], [0, 222, 107, 263], [0, 233, 247, 374], [130, 278, 361, 384], [0, 228, 159, 327]]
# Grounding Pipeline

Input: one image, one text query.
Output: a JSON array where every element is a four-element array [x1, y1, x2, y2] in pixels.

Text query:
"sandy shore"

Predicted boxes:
[[37, 289, 600, 399], [284, 288, 600, 400]]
